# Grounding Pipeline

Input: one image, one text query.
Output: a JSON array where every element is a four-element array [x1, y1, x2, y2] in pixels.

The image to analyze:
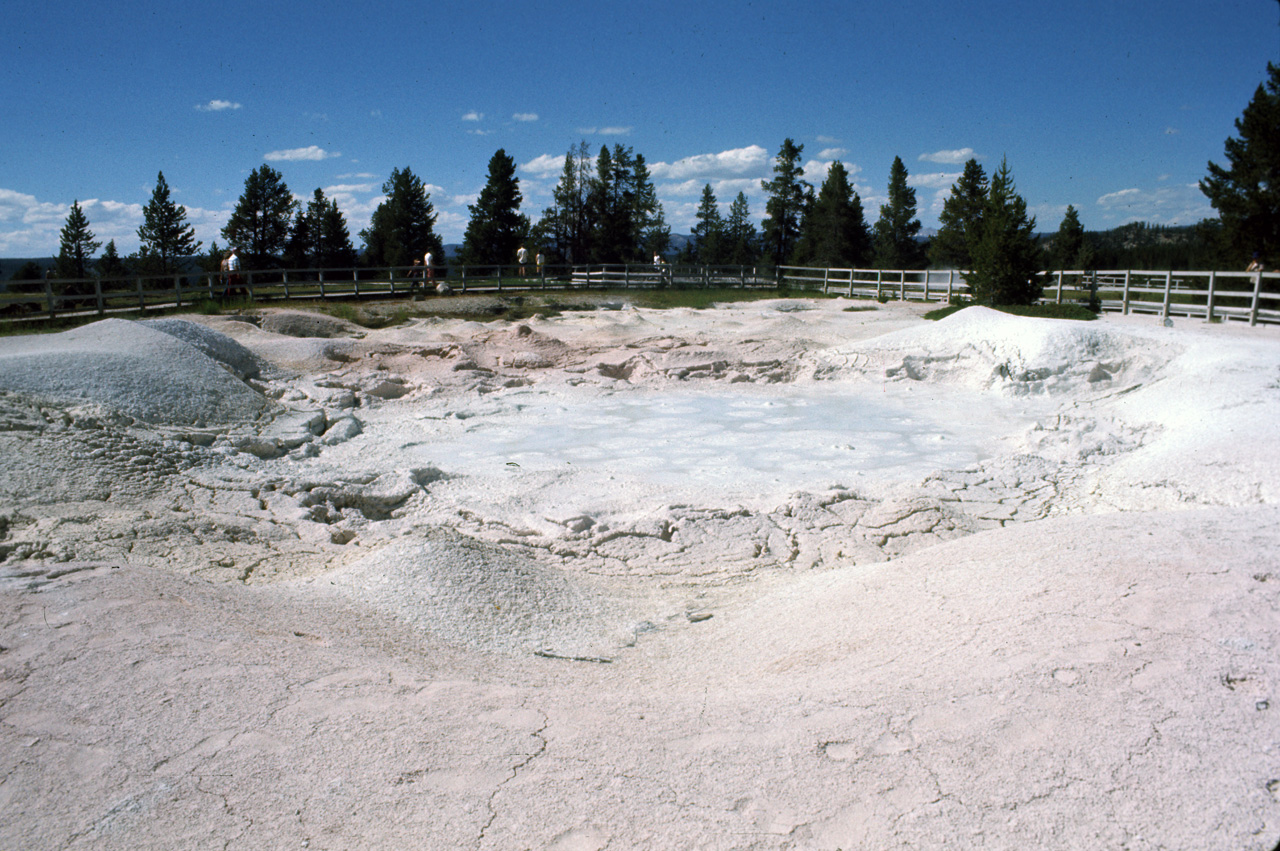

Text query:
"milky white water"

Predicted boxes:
[[391, 382, 1043, 498]]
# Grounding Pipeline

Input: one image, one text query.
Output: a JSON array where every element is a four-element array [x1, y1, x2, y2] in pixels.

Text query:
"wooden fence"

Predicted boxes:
[[2, 262, 1278, 327], [0, 262, 775, 324], [777, 266, 1280, 326]]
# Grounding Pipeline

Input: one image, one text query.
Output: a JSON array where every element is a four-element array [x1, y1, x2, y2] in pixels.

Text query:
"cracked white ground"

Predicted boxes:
[[1, 297, 1278, 849]]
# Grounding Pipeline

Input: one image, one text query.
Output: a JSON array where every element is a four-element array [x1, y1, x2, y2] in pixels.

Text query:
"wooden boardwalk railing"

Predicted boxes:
[[2, 263, 1277, 327], [778, 266, 1280, 326]]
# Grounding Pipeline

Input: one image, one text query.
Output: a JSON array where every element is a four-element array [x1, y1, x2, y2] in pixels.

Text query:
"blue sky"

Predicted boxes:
[[2, 0, 1277, 257]]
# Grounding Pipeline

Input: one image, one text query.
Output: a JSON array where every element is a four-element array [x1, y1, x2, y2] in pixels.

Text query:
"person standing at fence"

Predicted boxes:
[[536, 251, 545, 277], [1247, 252, 1264, 272], [517, 245, 529, 277], [424, 250, 435, 283], [220, 250, 231, 298], [228, 248, 243, 295]]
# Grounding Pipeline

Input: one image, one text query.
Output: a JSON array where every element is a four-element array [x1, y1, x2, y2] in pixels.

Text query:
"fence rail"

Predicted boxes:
[[777, 266, 1280, 326], [0, 262, 780, 322], [3, 263, 1278, 326]]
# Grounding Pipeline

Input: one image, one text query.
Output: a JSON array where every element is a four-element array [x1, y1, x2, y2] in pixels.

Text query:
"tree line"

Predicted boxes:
[[27, 61, 1278, 306]]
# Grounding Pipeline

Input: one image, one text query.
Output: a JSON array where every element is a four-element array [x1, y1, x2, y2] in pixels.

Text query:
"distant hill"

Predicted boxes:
[[0, 258, 53, 281]]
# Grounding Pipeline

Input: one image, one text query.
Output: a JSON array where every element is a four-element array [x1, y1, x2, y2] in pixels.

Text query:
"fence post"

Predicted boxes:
[[875, 269, 882, 300], [1161, 270, 1173, 318], [319, 270, 326, 299], [1205, 271, 1217, 322], [923, 271, 930, 301], [95, 278, 104, 315], [44, 279, 56, 319], [174, 274, 182, 309], [283, 269, 291, 300], [1122, 271, 1131, 315], [1250, 271, 1263, 326], [1056, 271, 1064, 304], [135, 277, 145, 311], [899, 271, 906, 301], [461, 266, 468, 293], [947, 270, 954, 302]]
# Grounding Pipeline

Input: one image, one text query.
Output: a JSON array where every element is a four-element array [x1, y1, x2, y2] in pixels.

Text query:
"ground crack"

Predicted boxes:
[[478, 711, 549, 843]]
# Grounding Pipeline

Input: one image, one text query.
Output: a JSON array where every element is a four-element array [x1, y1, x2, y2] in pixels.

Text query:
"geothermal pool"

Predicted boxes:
[[391, 383, 1043, 495]]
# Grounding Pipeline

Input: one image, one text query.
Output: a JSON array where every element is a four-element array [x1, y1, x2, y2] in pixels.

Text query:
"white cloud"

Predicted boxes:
[[513, 113, 539, 122], [336, 173, 378, 180], [1096, 188, 1143, 207], [577, 126, 633, 136], [521, 153, 567, 179], [434, 209, 468, 241], [451, 193, 479, 207], [659, 177, 762, 198], [462, 111, 484, 122], [802, 160, 833, 183], [264, 146, 341, 162], [919, 148, 975, 165], [818, 148, 849, 160], [1094, 183, 1214, 225], [816, 135, 841, 144], [909, 171, 964, 190], [0, 188, 235, 256], [196, 99, 241, 112], [467, 129, 494, 136], [649, 146, 769, 181]]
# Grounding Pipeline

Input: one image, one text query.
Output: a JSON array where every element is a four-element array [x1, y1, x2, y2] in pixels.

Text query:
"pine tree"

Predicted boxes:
[[692, 184, 725, 265], [872, 156, 925, 269], [590, 145, 637, 263], [55, 200, 102, 286], [460, 149, 529, 267], [360, 166, 442, 268], [807, 162, 872, 268], [316, 196, 357, 269], [1201, 62, 1280, 267], [929, 159, 988, 269], [761, 139, 809, 266], [10, 261, 43, 282], [968, 157, 1043, 305], [725, 192, 760, 265], [222, 165, 295, 266], [289, 188, 357, 269], [1050, 205, 1093, 271], [137, 172, 201, 275], [791, 185, 818, 266], [633, 154, 668, 261], [96, 239, 128, 281], [198, 240, 225, 274]]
